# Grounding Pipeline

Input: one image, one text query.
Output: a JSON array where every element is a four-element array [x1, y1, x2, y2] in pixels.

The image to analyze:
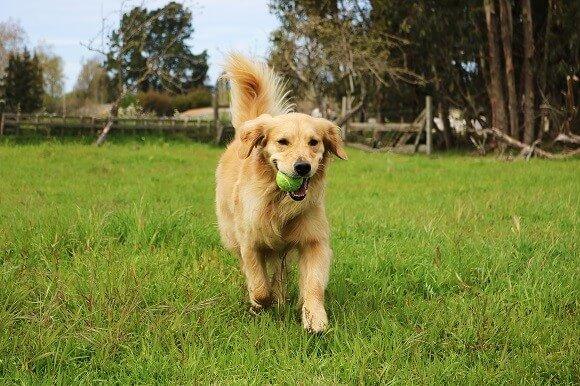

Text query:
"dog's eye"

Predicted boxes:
[[277, 139, 289, 146], [308, 139, 319, 146]]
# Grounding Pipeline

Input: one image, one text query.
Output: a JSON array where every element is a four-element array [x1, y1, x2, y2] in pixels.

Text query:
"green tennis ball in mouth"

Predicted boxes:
[[276, 171, 303, 192]]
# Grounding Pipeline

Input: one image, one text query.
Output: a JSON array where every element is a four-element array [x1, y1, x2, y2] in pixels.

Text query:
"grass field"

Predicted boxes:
[[0, 139, 578, 383]]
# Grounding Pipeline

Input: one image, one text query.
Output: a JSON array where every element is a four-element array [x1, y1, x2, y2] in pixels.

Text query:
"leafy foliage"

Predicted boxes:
[[73, 58, 110, 103], [0, 19, 26, 80], [35, 44, 66, 113], [35, 44, 65, 99], [137, 90, 173, 116], [136, 88, 212, 116], [1, 48, 44, 112], [170, 88, 212, 112], [105, 2, 208, 96], [269, 0, 424, 117], [269, 0, 579, 142]]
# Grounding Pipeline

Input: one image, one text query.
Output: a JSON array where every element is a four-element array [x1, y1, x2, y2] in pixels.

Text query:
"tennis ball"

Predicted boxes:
[[276, 171, 303, 192]]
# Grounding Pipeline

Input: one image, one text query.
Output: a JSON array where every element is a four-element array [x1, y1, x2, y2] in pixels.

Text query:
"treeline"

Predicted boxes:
[[0, 19, 66, 115], [0, 2, 212, 117], [65, 57, 210, 117], [269, 0, 579, 146]]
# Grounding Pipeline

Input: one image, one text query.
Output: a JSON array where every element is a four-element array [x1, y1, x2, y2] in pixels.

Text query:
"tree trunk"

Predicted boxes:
[[438, 102, 453, 149], [521, 0, 536, 144], [335, 98, 363, 128], [563, 75, 578, 135], [95, 100, 119, 146], [499, 0, 520, 139], [474, 17, 492, 102], [540, 0, 553, 95], [484, 0, 509, 133], [375, 82, 383, 123]]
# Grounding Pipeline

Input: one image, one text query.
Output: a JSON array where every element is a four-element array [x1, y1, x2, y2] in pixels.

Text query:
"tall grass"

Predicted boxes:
[[0, 140, 578, 383]]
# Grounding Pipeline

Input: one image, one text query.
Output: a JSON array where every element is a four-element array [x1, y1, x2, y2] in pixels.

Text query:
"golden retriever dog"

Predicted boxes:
[[215, 53, 346, 332]]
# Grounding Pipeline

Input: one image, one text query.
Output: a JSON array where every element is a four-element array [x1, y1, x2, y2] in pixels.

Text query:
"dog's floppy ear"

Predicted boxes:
[[316, 119, 347, 160], [237, 114, 272, 158]]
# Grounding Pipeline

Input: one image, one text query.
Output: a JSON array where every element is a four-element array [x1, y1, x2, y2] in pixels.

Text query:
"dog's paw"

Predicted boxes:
[[302, 304, 328, 333], [249, 288, 272, 311], [249, 303, 264, 315]]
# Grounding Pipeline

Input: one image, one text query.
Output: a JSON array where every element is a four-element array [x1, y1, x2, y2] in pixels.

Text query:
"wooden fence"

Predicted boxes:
[[1, 95, 435, 153], [0, 113, 232, 142], [342, 96, 434, 154]]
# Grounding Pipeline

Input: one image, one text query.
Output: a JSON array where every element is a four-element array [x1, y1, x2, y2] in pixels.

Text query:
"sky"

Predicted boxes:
[[2, 0, 279, 91]]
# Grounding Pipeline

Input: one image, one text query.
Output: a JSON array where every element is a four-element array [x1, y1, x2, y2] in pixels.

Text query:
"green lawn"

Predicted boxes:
[[0, 139, 578, 383]]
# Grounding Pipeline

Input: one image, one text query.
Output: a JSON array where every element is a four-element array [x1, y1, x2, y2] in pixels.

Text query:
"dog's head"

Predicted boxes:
[[238, 112, 347, 201]]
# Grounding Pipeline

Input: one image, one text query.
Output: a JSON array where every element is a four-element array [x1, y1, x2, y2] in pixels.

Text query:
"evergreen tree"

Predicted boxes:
[[1, 48, 43, 112]]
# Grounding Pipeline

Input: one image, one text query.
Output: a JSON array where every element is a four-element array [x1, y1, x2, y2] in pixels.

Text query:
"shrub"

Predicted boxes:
[[42, 95, 63, 114], [171, 88, 212, 112], [137, 91, 173, 116], [119, 93, 138, 109], [135, 88, 213, 116]]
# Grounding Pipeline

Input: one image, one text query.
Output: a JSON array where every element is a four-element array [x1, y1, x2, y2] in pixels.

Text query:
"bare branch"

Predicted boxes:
[[481, 127, 580, 159]]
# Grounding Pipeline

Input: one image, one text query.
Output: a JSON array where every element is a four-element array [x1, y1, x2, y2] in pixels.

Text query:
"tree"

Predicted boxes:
[[35, 43, 65, 99], [499, 0, 520, 139], [1, 23, 66, 113], [104, 1, 208, 95], [368, 1, 488, 147], [33, 43, 65, 112], [0, 19, 26, 80], [83, 1, 208, 145], [74, 57, 109, 103], [484, 0, 509, 134], [536, 0, 579, 136], [521, 0, 536, 144], [270, 0, 578, 151], [269, 0, 422, 122], [1, 48, 44, 112]]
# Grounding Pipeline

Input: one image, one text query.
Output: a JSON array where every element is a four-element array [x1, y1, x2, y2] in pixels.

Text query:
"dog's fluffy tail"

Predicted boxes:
[[224, 53, 292, 129]]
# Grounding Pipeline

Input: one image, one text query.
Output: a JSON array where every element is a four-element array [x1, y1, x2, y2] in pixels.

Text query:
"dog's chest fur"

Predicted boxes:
[[235, 189, 308, 249], [233, 178, 324, 250]]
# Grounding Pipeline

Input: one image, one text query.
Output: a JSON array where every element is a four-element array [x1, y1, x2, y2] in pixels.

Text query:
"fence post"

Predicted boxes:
[[425, 95, 433, 155], [340, 96, 352, 140], [0, 113, 4, 136]]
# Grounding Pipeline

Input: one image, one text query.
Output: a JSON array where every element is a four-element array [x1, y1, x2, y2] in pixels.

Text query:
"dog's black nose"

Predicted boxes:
[[294, 162, 311, 176]]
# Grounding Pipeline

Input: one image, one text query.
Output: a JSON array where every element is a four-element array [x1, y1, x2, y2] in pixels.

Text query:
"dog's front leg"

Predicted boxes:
[[299, 240, 331, 333], [240, 243, 272, 310]]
